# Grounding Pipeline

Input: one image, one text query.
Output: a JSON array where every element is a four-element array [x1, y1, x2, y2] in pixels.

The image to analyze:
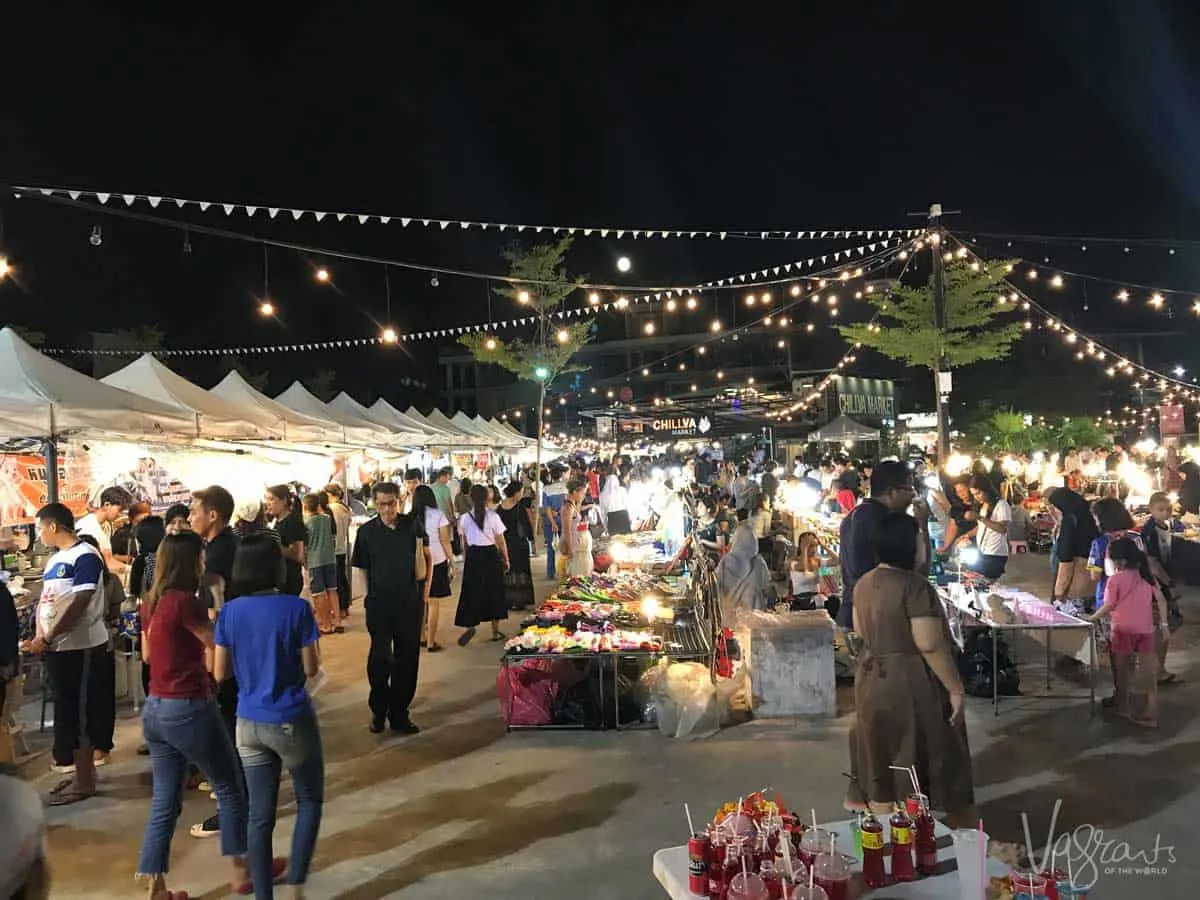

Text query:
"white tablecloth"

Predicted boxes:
[[652, 819, 1009, 899]]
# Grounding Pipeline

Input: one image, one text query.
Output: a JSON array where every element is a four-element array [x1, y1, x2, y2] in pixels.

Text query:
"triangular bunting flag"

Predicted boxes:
[[148, 196, 162, 208], [460, 221, 469, 229], [97, 193, 111, 203], [600, 229, 609, 238], [773, 267, 780, 275], [720, 232, 727, 240], [358, 215, 370, 224], [291, 209, 304, 221], [402, 218, 412, 226], [68, 190, 81, 200], [784, 264, 792, 272], [123, 194, 136, 206], [223, 204, 235, 215], [268, 208, 279, 218], [314, 212, 326, 222], [336, 213, 346, 221], [199, 202, 211, 211], [246, 206, 257, 216]]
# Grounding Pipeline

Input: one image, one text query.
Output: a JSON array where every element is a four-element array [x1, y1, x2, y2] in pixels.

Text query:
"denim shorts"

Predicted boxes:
[[309, 563, 337, 594]]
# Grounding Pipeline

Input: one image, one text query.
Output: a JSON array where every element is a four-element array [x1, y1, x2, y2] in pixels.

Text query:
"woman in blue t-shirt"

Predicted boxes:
[[214, 534, 323, 900]]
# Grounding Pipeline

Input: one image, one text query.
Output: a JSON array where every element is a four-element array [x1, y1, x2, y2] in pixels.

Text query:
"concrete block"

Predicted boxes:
[[747, 610, 837, 717]]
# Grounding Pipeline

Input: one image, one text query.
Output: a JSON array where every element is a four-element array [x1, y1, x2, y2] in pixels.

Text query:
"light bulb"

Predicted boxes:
[[641, 368, 649, 376], [617, 256, 632, 272], [745, 294, 757, 306], [0, 256, 9, 279], [666, 298, 677, 311], [717, 370, 724, 380], [780, 316, 789, 326], [559, 397, 567, 405], [518, 290, 531, 304], [485, 338, 497, 350], [777, 340, 786, 348], [588, 292, 600, 305], [711, 319, 722, 332], [315, 267, 330, 283], [258, 300, 275, 317], [678, 362, 686, 370], [697, 346, 707, 355], [644, 322, 656, 334], [761, 292, 771, 304], [806, 323, 815, 332], [686, 296, 698, 309], [615, 297, 629, 309], [1027, 269, 1038, 280], [1150, 293, 1165, 308], [898, 250, 909, 259], [381, 326, 398, 344], [557, 329, 570, 343], [1116, 289, 1130, 302], [691, 384, 698, 391], [763, 316, 773, 325], [790, 284, 801, 297], [1050, 274, 1064, 288]]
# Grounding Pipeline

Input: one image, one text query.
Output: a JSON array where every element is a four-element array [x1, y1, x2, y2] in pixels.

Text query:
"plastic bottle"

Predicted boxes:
[[889, 807, 916, 882], [860, 812, 887, 888], [907, 795, 938, 876]]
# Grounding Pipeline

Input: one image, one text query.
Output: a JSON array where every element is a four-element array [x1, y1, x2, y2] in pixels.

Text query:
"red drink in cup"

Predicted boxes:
[[813, 851, 852, 900], [798, 828, 831, 871]]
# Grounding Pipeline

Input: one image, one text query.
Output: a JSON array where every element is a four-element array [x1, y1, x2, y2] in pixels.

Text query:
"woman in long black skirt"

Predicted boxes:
[[497, 481, 537, 610], [455, 484, 512, 646]]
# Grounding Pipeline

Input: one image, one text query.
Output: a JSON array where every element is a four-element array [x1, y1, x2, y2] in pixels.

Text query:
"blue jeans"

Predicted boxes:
[[237, 711, 325, 898], [543, 528, 556, 579], [137, 696, 248, 875]]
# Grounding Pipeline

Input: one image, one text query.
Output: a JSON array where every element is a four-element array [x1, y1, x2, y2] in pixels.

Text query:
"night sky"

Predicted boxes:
[[2, 1, 1199, 419]]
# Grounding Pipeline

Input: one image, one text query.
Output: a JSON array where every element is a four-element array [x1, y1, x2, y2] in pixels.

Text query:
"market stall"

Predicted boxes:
[[938, 583, 1097, 716]]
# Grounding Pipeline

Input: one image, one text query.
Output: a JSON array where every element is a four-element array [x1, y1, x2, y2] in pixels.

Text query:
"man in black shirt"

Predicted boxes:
[[265, 485, 306, 596], [351, 482, 427, 736]]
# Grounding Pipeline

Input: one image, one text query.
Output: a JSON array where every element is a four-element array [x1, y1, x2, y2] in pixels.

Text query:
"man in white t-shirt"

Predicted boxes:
[[21, 502, 110, 805], [967, 475, 1011, 580], [75, 486, 132, 576]]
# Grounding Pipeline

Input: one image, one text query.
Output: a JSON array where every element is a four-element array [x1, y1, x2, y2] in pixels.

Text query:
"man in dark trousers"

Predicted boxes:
[[351, 482, 431, 736]]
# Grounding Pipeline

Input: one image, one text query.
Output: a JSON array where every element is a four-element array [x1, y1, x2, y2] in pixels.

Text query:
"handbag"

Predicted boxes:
[[414, 536, 428, 581]]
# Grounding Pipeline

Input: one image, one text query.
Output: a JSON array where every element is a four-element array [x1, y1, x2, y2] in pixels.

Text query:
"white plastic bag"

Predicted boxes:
[[654, 661, 719, 739]]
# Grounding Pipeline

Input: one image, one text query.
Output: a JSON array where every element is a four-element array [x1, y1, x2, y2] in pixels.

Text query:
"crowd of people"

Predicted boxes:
[[1, 438, 1194, 896]]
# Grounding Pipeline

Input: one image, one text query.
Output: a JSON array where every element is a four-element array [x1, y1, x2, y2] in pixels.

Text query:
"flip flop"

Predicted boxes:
[[426, 643, 444, 652], [457, 627, 476, 647], [48, 783, 96, 806], [490, 631, 507, 642], [233, 856, 288, 895], [1158, 673, 1179, 685]]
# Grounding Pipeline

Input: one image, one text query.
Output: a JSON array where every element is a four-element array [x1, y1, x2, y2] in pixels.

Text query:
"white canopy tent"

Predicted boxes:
[[369, 399, 451, 442], [328, 393, 428, 447], [491, 418, 535, 445], [451, 411, 505, 446], [422, 408, 490, 447], [210, 371, 339, 444], [276, 382, 391, 448], [102, 353, 283, 441], [471, 415, 525, 448], [806, 414, 881, 444], [0, 327, 197, 440]]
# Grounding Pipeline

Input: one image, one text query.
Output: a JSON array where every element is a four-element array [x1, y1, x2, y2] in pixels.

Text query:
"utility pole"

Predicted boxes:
[[929, 202, 951, 464]]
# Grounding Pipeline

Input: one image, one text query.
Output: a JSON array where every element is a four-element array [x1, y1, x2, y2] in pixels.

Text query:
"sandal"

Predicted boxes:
[[490, 631, 507, 642], [233, 857, 287, 895], [457, 627, 476, 647], [426, 643, 444, 652], [48, 780, 96, 806], [1158, 673, 1179, 685]]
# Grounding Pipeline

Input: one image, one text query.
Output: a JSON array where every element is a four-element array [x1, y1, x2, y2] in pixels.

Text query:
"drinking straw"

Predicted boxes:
[[890, 764, 919, 800], [978, 819, 986, 895], [685, 803, 696, 837], [1067, 841, 1075, 888], [911, 766, 923, 801], [811, 808, 818, 830]]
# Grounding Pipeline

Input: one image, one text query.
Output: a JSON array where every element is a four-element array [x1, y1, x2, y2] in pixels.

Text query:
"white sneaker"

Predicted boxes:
[[50, 762, 76, 774]]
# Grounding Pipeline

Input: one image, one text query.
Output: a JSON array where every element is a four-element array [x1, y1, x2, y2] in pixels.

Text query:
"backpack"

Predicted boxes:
[[101, 570, 126, 634]]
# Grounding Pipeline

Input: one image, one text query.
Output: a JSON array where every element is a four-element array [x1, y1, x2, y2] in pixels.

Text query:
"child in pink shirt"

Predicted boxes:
[[1088, 537, 1169, 727]]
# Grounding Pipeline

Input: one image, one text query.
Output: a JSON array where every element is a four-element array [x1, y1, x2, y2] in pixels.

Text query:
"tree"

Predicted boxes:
[[1056, 417, 1111, 452], [839, 256, 1022, 462], [966, 409, 1031, 452], [460, 237, 593, 512]]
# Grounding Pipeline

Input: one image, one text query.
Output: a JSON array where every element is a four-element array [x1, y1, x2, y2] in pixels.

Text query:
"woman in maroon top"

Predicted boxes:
[[136, 532, 250, 900]]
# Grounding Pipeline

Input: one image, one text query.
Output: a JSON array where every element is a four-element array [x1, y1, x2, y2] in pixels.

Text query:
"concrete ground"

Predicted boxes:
[[17, 549, 1199, 899]]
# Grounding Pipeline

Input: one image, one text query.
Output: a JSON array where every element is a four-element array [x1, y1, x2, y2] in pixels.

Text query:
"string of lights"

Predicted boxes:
[[41, 239, 914, 358], [962, 237, 1200, 315], [964, 230, 1200, 252], [12, 183, 914, 243], [945, 232, 1200, 404]]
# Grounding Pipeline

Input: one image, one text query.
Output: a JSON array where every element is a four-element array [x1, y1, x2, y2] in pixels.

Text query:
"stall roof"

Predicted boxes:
[[490, 418, 533, 444], [328, 393, 427, 447], [276, 382, 390, 448], [452, 411, 503, 444], [806, 414, 880, 443], [368, 399, 450, 440], [210, 371, 337, 444], [422, 408, 490, 447], [103, 354, 283, 441], [472, 415, 526, 447], [0, 327, 197, 439]]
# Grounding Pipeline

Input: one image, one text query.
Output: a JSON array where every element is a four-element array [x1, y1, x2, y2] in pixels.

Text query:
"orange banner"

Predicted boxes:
[[0, 449, 92, 525]]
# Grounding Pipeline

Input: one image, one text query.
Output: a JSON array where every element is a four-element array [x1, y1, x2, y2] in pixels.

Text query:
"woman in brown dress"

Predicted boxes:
[[850, 511, 975, 823]]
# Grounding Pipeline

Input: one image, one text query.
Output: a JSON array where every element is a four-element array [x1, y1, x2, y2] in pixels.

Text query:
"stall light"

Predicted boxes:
[[590, 386, 597, 393], [1116, 289, 1130, 303], [686, 296, 698, 309], [1150, 293, 1165, 308], [711, 319, 722, 332], [616, 297, 629, 309], [761, 291, 772, 304], [559, 397, 567, 405], [557, 328, 570, 343], [717, 370, 725, 380], [381, 326, 398, 344], [697, 346, 707, 355], [606, 390, 614, 398], [690, 384, 698, 392], [790, 284, 802, 297], [258, 300, 275, 316], [806, 323, 815, 332], [588, 292, 601, 305], [644, 322, 656, 334], [678, 362, 687, 371], [779, 316, 789, 326], [666, 298, 677, 311], [827, 294, 838, 305], [315, 267, 330, 283], [840, 270, 851, 281], [898, 250, 909, 260], [777, 340, 786, 348], [764, 316, 773, 325], [955, 247, 967, 259], [745, 294, 757, 306], [485, 338, 497, 350], [1050, 274, 1064, 288], [641, 368, 649, 376], [518, 290, 531, 304]]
